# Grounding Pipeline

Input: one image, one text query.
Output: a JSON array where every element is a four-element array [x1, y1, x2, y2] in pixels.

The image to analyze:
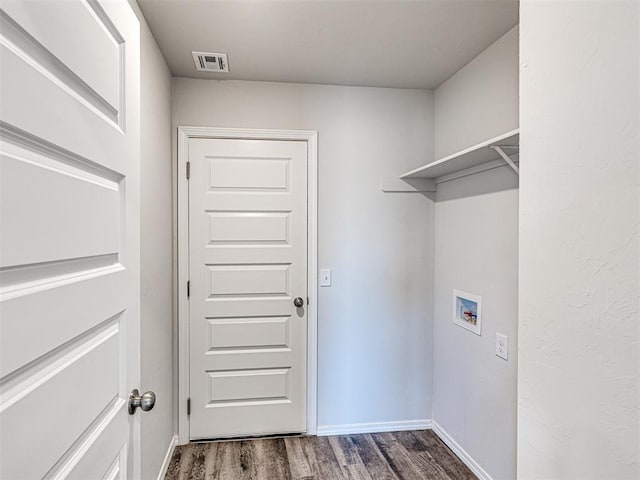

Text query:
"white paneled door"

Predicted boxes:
[[188, 138, 308, 439], [0, 1, 141, 478]]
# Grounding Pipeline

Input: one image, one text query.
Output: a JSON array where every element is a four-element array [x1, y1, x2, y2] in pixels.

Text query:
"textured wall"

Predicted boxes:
[[172, 79, 435, 430], [519, 1, 639, 478]]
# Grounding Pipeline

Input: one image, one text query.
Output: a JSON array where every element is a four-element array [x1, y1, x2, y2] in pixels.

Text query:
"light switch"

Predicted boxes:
[[496, 333, 508, 360], [320, 269, 331, 287]]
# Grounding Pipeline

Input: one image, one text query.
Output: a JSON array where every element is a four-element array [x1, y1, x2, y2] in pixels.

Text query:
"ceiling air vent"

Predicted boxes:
[[192, 52, 229, 73]]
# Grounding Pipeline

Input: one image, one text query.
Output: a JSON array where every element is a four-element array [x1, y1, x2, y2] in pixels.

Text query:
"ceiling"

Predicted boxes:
[[138, 0, 519, 90]]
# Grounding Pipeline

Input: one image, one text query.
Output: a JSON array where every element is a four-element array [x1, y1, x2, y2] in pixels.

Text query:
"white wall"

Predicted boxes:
[[431, 24, 519, 480], [519, 2, 639, 479], [434, 26, 519, 159], [131, 2, 175, 478], [433, 170, 519, 480], [172, 79, 435, 429]]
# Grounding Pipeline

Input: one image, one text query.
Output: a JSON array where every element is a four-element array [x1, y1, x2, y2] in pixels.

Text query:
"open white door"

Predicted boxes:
[[0, 0, 142, 478]]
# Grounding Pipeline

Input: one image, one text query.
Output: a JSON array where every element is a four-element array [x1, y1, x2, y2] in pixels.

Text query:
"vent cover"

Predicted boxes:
[[192, 52, 229, 73]]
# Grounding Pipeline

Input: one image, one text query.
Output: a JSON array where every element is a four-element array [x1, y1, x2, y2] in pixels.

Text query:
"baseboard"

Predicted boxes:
[[316, 419, 432, 436], [431, 420, 493, 480], [156, 435, 178, 480]]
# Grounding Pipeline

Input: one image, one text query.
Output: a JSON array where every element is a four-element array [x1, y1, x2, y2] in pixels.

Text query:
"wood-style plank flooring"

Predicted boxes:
[[165, 430, 477, 480]]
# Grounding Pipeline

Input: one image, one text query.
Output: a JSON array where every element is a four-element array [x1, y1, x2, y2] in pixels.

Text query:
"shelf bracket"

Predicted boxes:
[[490, 145, 519, 175]]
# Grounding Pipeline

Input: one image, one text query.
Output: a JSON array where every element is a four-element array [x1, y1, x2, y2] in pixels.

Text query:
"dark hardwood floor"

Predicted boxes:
[[165, 430, 477, 480]]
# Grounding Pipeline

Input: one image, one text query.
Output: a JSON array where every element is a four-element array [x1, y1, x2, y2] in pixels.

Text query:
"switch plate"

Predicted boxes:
[[496, 333, 508, 360], [320, 269, 331, 287]]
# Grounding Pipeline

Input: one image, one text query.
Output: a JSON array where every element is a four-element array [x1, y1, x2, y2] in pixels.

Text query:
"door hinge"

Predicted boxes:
[[186, 161, 191, 179], [187, 397, 191, 416], [187, 280, 190, 298]]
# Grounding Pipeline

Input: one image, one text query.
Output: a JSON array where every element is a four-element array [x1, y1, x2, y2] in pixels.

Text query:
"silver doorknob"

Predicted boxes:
[[293, 297, 304, 308], [128, 389, 156, 415]]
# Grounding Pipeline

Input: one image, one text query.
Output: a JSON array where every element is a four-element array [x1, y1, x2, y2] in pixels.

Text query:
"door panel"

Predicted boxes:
[[188, 138, 307, 439], [207, 211, 290, 245], [208, 316, 291, 351], [207, 156, 290, 191], [207, 263, 291, 297], [1, 0, 122, 111], [0, 1, 129, 164], [0, 141, 120, 268], [0, 268, 125, 378], [0, 0, 140, 478], [207, 367, 291, 405], [1, 325, 121, 479]]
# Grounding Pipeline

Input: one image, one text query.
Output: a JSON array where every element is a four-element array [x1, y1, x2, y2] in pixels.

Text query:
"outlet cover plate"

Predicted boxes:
[[496, 333, 508, 360]]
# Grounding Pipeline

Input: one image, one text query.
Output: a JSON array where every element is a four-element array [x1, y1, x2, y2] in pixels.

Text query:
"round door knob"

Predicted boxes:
[[128, 389, 156, 414], [293, 297, 304, 308], [140, 391, 156, 411]]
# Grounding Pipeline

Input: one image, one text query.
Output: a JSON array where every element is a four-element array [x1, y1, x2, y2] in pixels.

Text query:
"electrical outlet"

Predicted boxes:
[[496, 333, 508, 360], [320, 269, 331, 287]]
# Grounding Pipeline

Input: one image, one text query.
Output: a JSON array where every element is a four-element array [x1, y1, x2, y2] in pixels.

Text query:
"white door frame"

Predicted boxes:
[[176, 126, 318, 444]]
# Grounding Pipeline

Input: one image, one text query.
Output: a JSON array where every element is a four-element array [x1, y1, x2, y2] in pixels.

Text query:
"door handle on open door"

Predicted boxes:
[[293, 297, 304, 308], [128, 389, 156, 414]]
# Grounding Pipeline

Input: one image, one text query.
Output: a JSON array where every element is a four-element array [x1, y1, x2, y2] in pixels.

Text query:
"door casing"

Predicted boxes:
[[176, 126, 318, 444]]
